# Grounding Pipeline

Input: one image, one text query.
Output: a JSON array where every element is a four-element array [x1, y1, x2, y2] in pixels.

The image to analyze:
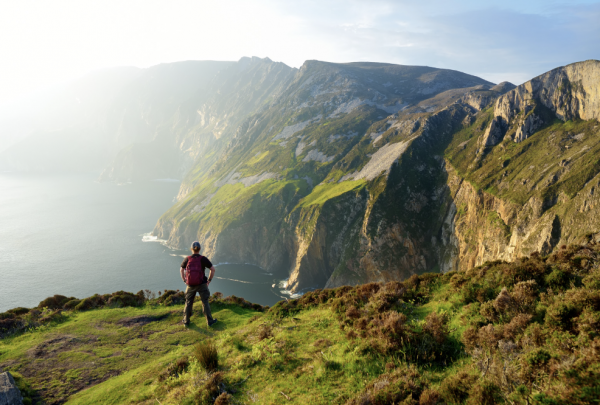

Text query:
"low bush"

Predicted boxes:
[[158, 357, 190, 382], [37, 295, 73, 309], [74, 294, 106, 311], [63, 299, 81, 309], [156, 290, 185, 306], [195, 372, 225, 405], [345, 365, 425, 404], [106, 291, 145, 308], [439, 371, 478, 404]]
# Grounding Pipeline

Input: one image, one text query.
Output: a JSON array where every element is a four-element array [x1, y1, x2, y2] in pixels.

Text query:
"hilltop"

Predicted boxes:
[[2, 241, 600, 404]]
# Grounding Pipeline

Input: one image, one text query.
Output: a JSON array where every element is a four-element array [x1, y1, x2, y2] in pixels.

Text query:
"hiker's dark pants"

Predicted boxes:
[[183, 283, 213, 324]]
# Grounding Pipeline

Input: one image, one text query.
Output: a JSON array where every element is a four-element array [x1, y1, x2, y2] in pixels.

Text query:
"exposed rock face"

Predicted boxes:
[[459, 87, 506, 112], [500, 60, 600, 122], [482, 60, 600, 148], [513, 106, 544, 142], [0, 372, 23, 405], [436, 157, 600, 273], [480, 116, 508, 148]]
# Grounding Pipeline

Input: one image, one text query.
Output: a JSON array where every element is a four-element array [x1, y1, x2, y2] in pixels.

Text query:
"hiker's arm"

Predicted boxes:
[[207, 266, 216, 285], [180, 267, 186, 283]]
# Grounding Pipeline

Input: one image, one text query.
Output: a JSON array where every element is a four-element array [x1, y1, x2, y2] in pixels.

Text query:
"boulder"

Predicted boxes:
[[0, 372, 23, 405]]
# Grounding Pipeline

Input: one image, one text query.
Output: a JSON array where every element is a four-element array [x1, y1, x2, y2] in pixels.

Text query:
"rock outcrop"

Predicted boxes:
[[0, 372, 23, 405], [481, 60, 600, 150]]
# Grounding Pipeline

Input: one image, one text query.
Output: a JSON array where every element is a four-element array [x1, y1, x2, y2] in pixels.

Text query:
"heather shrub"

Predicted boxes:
[[356, 282, 381, 301], [7, 307, 30, 316], [503, 313, 532, 340], [158, 356, 189, 381], [345, 365, 424, 405], [0, 318, 19, 334], [512, 280, 538, 313], [0, 312, 15, 321], [520, 348, 554, 384], [422, 312, 449, 344], [439, 371, 478, 404], [345, 305, 361, 319], [257, 323, 273, 341], [545, 268, 571, 289], [63, 299, 81, 309], [493, 287, 515, 314], [38, 295, 72, 309], [214, 392, 232, 405], [157, 290, 185, 306], [419, 388, 443, 405], [74, 294, 105, 311], [466, 380, 504, 405], [106, 291, 144, 308], [480, 301, 499, 322], [196, 372, 224, 405]]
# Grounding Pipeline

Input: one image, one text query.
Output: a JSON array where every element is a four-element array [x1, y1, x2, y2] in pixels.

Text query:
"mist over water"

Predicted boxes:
[[0, 174, 288, 313]]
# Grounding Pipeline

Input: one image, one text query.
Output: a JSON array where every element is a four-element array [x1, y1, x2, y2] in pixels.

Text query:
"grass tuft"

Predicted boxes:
[[194, 341, 219, 372]]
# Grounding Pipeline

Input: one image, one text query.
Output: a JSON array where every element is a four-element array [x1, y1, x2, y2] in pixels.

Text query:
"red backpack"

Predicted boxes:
[[185, 255, 206, 286]]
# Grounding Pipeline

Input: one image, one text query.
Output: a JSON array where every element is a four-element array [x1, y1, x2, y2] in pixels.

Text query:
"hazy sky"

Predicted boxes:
[[1, 0, 599, 106]]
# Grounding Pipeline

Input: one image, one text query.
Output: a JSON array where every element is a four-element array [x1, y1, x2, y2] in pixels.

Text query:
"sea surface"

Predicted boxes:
[[0, 173, 290, 313]]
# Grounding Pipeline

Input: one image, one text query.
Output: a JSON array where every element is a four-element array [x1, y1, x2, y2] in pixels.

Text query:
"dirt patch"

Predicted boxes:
[[39, 368, 120, 405], [313, 339, 332, 348], [116, 314, 170, 327], [28, 335, 86, 359]]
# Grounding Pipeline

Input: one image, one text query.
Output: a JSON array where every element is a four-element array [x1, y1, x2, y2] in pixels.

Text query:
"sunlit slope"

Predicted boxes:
[[2, 242, 599, 404]]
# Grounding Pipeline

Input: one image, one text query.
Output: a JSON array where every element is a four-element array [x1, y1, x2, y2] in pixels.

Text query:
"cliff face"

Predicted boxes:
[[153, 60, 499, 290], [438, 60, 600, 279], [154, 60, 600, 294], [481, 60, 600, 149]]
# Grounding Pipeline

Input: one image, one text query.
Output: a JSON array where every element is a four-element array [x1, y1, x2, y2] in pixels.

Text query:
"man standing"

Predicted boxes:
[[180, 241, 218, 327]]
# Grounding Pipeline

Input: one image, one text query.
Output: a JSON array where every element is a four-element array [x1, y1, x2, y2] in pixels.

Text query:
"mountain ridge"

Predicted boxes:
[[3, 58, 600, 296]]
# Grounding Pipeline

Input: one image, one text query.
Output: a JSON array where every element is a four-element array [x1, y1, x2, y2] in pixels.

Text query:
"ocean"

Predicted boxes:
[[0, 173, 290, 313]]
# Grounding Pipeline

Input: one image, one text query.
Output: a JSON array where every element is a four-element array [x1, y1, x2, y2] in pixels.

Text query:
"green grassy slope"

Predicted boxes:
[[2, 242, 600, 404], [446, 110, 600, 206]]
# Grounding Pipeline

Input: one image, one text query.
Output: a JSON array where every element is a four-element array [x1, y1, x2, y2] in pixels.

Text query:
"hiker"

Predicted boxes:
[[180, 241, 218, 327]]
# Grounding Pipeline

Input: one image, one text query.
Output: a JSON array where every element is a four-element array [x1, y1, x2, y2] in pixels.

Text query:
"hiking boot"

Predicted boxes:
[[208, 318, 218, 327]]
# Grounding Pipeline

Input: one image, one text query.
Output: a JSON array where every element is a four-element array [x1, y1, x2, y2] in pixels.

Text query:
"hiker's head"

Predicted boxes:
[[191, 241, 201, 253]]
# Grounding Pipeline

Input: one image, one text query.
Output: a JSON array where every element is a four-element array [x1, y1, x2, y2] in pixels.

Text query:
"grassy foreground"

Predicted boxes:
[[2, 242, 600, 404]]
